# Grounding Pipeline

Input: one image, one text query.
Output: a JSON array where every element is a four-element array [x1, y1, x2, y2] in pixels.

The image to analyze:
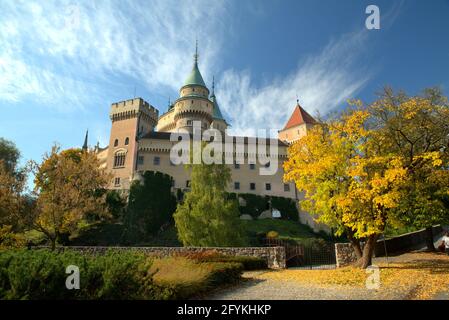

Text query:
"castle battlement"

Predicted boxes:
[[109, 97, 159, 122]]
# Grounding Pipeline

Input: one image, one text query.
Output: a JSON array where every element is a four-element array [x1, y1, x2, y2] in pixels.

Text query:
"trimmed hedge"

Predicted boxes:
[[0, 249, 243, 300], [174, 250, 268, 270]]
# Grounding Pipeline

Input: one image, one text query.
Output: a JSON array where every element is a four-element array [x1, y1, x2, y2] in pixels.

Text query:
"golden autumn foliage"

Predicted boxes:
[[283, 87, 449, 267], [258, 252, 449, 300], [31, 146, 110, 249]]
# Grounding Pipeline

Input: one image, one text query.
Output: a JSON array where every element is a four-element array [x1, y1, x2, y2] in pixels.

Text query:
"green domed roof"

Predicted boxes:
[[183, 61, 207, 88]]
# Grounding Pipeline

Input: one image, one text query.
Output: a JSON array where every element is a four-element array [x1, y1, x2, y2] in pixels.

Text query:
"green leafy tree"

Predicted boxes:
[[174, 151, 246, 247], [0, 138, 20, 175], [124, 171, 177, 242]]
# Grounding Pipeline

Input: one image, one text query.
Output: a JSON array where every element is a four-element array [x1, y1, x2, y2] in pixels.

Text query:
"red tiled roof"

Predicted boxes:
[[282, 103, 316, 130]]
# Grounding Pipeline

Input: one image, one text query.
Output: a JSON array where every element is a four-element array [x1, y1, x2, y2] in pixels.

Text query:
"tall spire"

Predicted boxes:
[[212, 76, 215, 96], [82, 129, 88, 151], [182, 40, 207, 88], [194, 39, 199, 65]]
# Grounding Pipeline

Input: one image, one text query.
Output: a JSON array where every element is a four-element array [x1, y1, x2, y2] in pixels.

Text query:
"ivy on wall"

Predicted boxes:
[[228, 192, 299, 221], [124, 171, 177, 242]]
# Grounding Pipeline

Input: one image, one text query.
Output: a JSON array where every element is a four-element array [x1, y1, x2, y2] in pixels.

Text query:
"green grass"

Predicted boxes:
[[50, 217, 330, 247], [242, 219, 317, 240]]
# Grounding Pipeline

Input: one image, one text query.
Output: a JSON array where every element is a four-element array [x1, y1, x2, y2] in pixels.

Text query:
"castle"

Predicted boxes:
[[93, 46, 323, 231]]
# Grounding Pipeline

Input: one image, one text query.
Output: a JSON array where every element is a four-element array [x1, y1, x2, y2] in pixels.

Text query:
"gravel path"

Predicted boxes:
[[207, 271, 410, 300]]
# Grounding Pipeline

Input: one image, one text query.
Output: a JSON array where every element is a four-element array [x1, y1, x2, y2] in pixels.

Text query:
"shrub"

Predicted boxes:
[[266, 231, 279, 239], [149, 256, 243, 299], [0, 249, 244, 300], [174, 250, 267, 270], [0, 249, 155, 300]]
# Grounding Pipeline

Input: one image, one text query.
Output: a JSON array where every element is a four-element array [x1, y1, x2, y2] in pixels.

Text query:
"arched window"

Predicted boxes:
[[114, 139, 118, 147], [124, 137, 129, 145], [113, 152, 126, 168]]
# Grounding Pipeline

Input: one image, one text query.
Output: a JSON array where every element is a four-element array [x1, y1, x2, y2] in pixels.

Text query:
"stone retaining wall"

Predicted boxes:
[[334, 225, 445, 267], [52, 246, 287, 269]]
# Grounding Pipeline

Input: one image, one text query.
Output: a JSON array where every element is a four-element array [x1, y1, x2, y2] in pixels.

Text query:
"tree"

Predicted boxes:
[[31, 146, 110, 249], [124, 171, 177, 242], [368, 87, 449, 250], [284, 108, 408, 268], [0, 138, 28, 247], [0, 160, 27, 247], [174, 149, 246, 247], [0, 137, 20, 175]]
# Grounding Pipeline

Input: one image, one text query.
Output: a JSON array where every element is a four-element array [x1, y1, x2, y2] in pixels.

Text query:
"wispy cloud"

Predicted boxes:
[[216, 31, 373, 137], [1, 0, 374, 139], [0, 0, 229, 109]]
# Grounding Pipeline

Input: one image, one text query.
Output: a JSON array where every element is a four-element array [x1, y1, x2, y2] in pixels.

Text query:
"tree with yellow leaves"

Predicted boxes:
[[31, 146, 110, 249], [284, 87, 449, 267], [368, 87, 449, 250], [284, 107, 409, 268]]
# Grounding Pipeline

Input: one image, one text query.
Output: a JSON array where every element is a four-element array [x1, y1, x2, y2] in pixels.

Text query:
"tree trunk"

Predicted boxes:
[[347, 231, 363, 259], [356, 234, 378, 269], [50, 238, 56, 251], [425, 226, 435, 251]]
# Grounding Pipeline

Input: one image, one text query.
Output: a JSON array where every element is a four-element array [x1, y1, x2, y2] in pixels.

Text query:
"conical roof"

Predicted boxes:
[[183, 62, 206, 87], [182, 43, 207, 88], [210, 95, 224, 120], [282, 101, 316, 130]]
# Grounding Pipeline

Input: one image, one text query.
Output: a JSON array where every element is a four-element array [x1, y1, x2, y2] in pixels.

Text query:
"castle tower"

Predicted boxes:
[[209, 76, 228, 133], [278, 100, 316, 144], [173, 42, 213, 134], [107, 97, 158, 189]]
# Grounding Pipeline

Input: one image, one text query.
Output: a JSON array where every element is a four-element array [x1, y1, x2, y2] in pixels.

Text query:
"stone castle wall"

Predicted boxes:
[[52, 246, 287, 269]]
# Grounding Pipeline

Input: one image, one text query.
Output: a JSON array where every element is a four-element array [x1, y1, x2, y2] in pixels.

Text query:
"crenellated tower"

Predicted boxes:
[[107, 97, 158, 189]]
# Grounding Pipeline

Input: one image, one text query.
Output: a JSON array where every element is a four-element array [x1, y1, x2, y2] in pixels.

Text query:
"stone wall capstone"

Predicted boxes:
[[50, 246, 287, 269]]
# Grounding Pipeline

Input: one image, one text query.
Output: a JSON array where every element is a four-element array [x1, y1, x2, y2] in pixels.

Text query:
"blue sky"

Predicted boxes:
[[1, 0, 449, 170]]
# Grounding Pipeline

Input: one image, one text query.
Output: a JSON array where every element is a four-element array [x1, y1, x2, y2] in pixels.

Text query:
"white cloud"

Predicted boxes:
[[1, 0, 373, 139], [0, 0, 229, 108], [216, 31, 373, 137]]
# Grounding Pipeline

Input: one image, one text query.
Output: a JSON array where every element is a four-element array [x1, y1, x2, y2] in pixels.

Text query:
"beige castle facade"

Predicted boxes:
[[95, 48, 324, 231]]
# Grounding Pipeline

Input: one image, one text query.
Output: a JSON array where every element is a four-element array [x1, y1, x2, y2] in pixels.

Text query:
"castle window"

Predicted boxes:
[[114, 177, 120, 186], [187, 120, 193, 126], [113, 152, 126, 168], [191, 100, 194, 104], [234, 182, 240, 190], [153, 156, 160, 166], [264, 162, 270, 168], [137, 155, 144, 165], [250, 183, 256, 190], [125, 137, 129, 145], [265, 183, 271, 191], [192, 88, 195, 92], [114, 139, 119, 147], [284, 183, 290, 192], [249, 163, 256, 170]]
